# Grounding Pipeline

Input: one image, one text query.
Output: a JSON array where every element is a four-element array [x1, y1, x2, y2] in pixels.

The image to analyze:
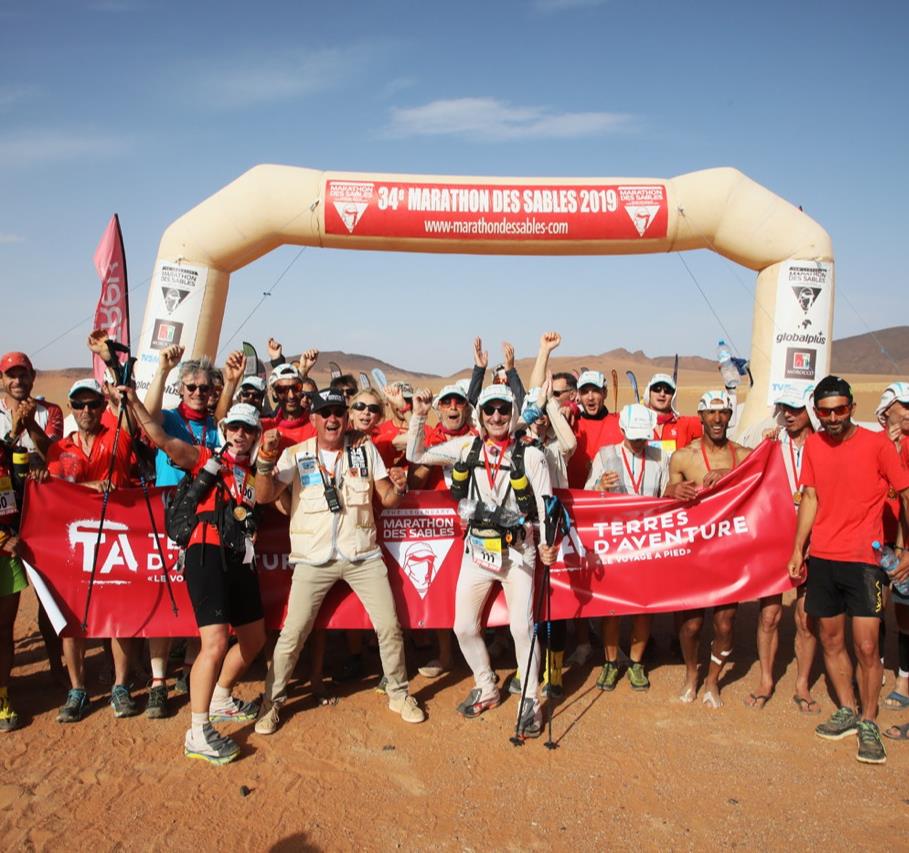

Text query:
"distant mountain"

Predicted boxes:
[[254, 350, 440, 383], [832, 326, 909, 375]]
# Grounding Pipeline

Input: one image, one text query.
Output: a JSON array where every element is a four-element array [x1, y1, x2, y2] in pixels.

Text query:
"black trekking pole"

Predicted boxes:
[[80, 402, 128, 631], [543, 496, 561, 750], [120, 402, 178, 617], [509, 494, 562, 748]]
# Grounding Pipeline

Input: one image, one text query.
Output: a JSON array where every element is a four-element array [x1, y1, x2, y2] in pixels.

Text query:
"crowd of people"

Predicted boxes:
[[1, 331, 908, 768]]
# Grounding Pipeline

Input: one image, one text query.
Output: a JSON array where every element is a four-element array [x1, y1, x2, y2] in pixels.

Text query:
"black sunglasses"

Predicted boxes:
[[224, 422, 259, 434], [439, 395, 466, 407], [551, 388, 572, 398], [650, 384, 674, 395], [238, 388, 263, 398], [481, 403, 512, 417], [71, 399, 105, 411], [184, 383, 211, 394], [779, 404, 805, 415], [351, 402, 382, 414], [316, 405, 348, 418]]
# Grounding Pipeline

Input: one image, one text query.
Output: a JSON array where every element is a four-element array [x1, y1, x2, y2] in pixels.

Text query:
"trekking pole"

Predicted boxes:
[[121, 402, 179, 617], [543, 495, 561, 750], [509, 495, 562, 748], [81, 403, 128, 631]]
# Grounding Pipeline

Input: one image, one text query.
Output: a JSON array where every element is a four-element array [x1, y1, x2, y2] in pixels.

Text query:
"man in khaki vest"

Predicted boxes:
[[253, 389, 425, 733]]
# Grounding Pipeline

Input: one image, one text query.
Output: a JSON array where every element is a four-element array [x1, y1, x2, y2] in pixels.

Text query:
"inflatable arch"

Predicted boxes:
[[134, 166, 834, 433]]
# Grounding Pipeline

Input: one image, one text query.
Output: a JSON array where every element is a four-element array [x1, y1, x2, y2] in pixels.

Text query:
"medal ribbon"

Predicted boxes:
[[482, 440, 511, 491], [621, 447, 646, 496], [700, 441, 737, 472]]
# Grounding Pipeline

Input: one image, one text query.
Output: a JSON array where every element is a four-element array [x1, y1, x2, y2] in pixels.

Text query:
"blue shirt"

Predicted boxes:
[[154, 408, 220, 486]]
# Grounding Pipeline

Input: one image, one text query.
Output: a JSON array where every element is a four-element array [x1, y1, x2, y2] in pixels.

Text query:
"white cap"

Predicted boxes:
[[477, 384, 515, 408], [219, 403, 261, 431], [577, 370, 606, 390], [876, 381, 909, 425], [773, 383, 811, 409], [697, 390, 734, 412], [68, 378, 103, 398], [434, 383, 469, 409], [646, 373, 676, 391], [239, 376, 266, 393], [268, 363, 302, 386], [618, 403, 657, 440]]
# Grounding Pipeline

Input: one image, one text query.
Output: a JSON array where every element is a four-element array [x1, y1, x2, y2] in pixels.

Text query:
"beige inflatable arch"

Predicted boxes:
[[135, 165, 834, 433]]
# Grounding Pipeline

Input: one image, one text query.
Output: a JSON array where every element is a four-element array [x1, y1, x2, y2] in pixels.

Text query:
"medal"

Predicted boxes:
[[888, 486, 897, 499], [233, 506, 248, 522], [793, 491, 802, 505]]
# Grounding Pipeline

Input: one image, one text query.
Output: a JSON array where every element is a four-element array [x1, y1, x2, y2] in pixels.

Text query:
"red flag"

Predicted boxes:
[[92, 214, 130, 385]]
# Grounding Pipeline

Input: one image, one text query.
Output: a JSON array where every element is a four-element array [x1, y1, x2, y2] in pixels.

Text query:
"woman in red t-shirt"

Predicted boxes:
[[124, 387, 265, 766]]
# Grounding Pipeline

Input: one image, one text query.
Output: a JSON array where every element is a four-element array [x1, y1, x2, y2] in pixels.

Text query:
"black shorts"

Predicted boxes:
[[184, 544, 264, 629], [805, 557, 887, 619]]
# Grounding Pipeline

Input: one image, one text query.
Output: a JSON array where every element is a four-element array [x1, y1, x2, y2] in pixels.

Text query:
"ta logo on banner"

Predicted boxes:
[[68, 519, 138, 577], [384, 539, 454, 599]]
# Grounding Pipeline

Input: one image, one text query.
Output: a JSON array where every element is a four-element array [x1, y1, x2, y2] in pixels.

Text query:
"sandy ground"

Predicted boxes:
[[3, 587, 909, 852]]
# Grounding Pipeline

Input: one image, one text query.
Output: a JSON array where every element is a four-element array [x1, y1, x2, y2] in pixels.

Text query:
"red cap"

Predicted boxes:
[[0, 352, 35, 374]]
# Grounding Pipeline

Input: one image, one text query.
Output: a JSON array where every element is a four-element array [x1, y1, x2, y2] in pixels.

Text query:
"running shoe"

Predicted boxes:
[[0, 694, 19, 732], [145, 684, 169, 719], [388, 694, 426, 723], [254, 702, 281, 736], [627, 663, 651, 691], [56, 688, 89, 723], [456, 687, 501, 719], [856, 720, 886, 764], [110, 684, 140, 718], [183, 725, 240, 765], [505, 675, 523, 696], [542, 682, 564, 700], [374, 676, 388, 695], [209, 695, 261, 723], [596, 661, 621, 692], [518, 698, 543, 739], [815, 707, 860, 741], [174, 670, 190, 695]]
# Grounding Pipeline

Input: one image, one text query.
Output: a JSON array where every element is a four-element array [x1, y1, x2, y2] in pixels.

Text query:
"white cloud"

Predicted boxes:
[[0, 233, 25, 245], [0, 84, 38, 110], [0, 130, 129, 168], [189, 47, 366, 110], [533, 0, 608, 11], [387, 97, 631, 141]]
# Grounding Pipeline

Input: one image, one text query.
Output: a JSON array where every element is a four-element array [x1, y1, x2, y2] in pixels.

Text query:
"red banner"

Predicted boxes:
[[324, 180, 668, 242], [92, 214, 130, 385], [18, 442, 795, 638]]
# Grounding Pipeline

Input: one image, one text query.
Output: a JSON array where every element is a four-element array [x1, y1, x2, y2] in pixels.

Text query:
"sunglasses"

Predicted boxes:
[[439, 395, 466, 407], [224, 423, 258, 434], [71, 399, 105, 411], [184, 383, 211, 395], [338, 387, 357, 398], [650, 384, 674, 395], [351, 402, 383, 414], [551, 388, 572, 398], [316, 406, 348, 419], [238, 389, 263, 399], [481, 403, 512, 417], [274, 384, 304, 397], [779, 404, 805, 415], [815, 403, 851, 417]]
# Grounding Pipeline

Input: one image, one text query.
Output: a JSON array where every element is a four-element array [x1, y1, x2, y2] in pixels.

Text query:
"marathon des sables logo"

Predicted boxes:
[[381, 508, 456, 599], [67, 520, 181, 583]]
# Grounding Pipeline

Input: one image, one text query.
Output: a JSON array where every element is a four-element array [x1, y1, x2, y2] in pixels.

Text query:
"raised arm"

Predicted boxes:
[[466, 337, 487, 406], [215, 351, 246, 421], [120, 385, 199, 470], [405, 389, 468, 467], [254, 428, 290, 505], [299, 348, 319, 379], [529, 332, 561, 390], [144, 345, 184, 423]]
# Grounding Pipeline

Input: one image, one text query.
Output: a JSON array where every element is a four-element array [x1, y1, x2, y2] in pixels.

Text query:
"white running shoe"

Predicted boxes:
[[388, 694, 426, 723], [183, 725, 240, 765]]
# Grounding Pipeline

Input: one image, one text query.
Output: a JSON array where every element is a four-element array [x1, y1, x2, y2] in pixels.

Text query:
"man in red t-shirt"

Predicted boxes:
[[409, 383, 474, 491], [643, 373, 703, 453], [260, 364, 316, 451], [788, 375, 909, 765], [566, 370, 622, 488], [46, 379, 138, 724], [0, 351, 63, 462]]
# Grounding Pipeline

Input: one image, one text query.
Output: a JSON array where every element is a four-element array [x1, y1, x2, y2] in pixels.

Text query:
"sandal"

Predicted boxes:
[[791, 695, 821, 715], [744, 692, 771, 710], [883, 690, 909, 710], [882, 722, 909, 741]]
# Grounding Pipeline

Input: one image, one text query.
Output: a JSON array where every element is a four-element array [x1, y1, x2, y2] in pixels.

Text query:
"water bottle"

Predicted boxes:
[[872, 540, 909, 596], [716, 340, 740, 389], [598, 451, 624, 493]]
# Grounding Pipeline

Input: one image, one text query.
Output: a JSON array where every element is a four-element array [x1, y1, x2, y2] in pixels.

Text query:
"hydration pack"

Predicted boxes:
[[449, 437, 537, 523]]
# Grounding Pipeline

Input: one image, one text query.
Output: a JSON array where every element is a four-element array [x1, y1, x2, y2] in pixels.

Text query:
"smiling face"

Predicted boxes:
[[648, 382, 674, 413], [779, 404, 811, 435], [2, 365, 34, 402], [313, 405, 349, 448], [273, 379, 305, 415], [814, 395, 854, 438], [349, 392, 384, 432], [181, 370, 211, 413], [480, 400, 512, 441], [551, 377, 576, 404], [699, 406, 732, 441]]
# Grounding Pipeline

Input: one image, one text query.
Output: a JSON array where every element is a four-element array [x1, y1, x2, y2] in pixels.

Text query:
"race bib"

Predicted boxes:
[[469, 532, 504, 572], [0, 476, 16, 517], [296, 454, 322, 488]]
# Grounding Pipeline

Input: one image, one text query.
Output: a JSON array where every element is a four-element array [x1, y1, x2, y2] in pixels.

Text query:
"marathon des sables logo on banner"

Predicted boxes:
[[380, 507, 456, 599], [67, 519, 181, 582]]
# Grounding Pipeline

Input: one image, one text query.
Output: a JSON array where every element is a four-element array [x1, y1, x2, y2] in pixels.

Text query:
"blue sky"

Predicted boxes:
[[1, 0, 906, 373]]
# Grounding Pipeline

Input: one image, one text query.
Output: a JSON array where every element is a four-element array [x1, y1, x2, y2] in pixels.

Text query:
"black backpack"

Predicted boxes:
[[163, 468, 250, 555]]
